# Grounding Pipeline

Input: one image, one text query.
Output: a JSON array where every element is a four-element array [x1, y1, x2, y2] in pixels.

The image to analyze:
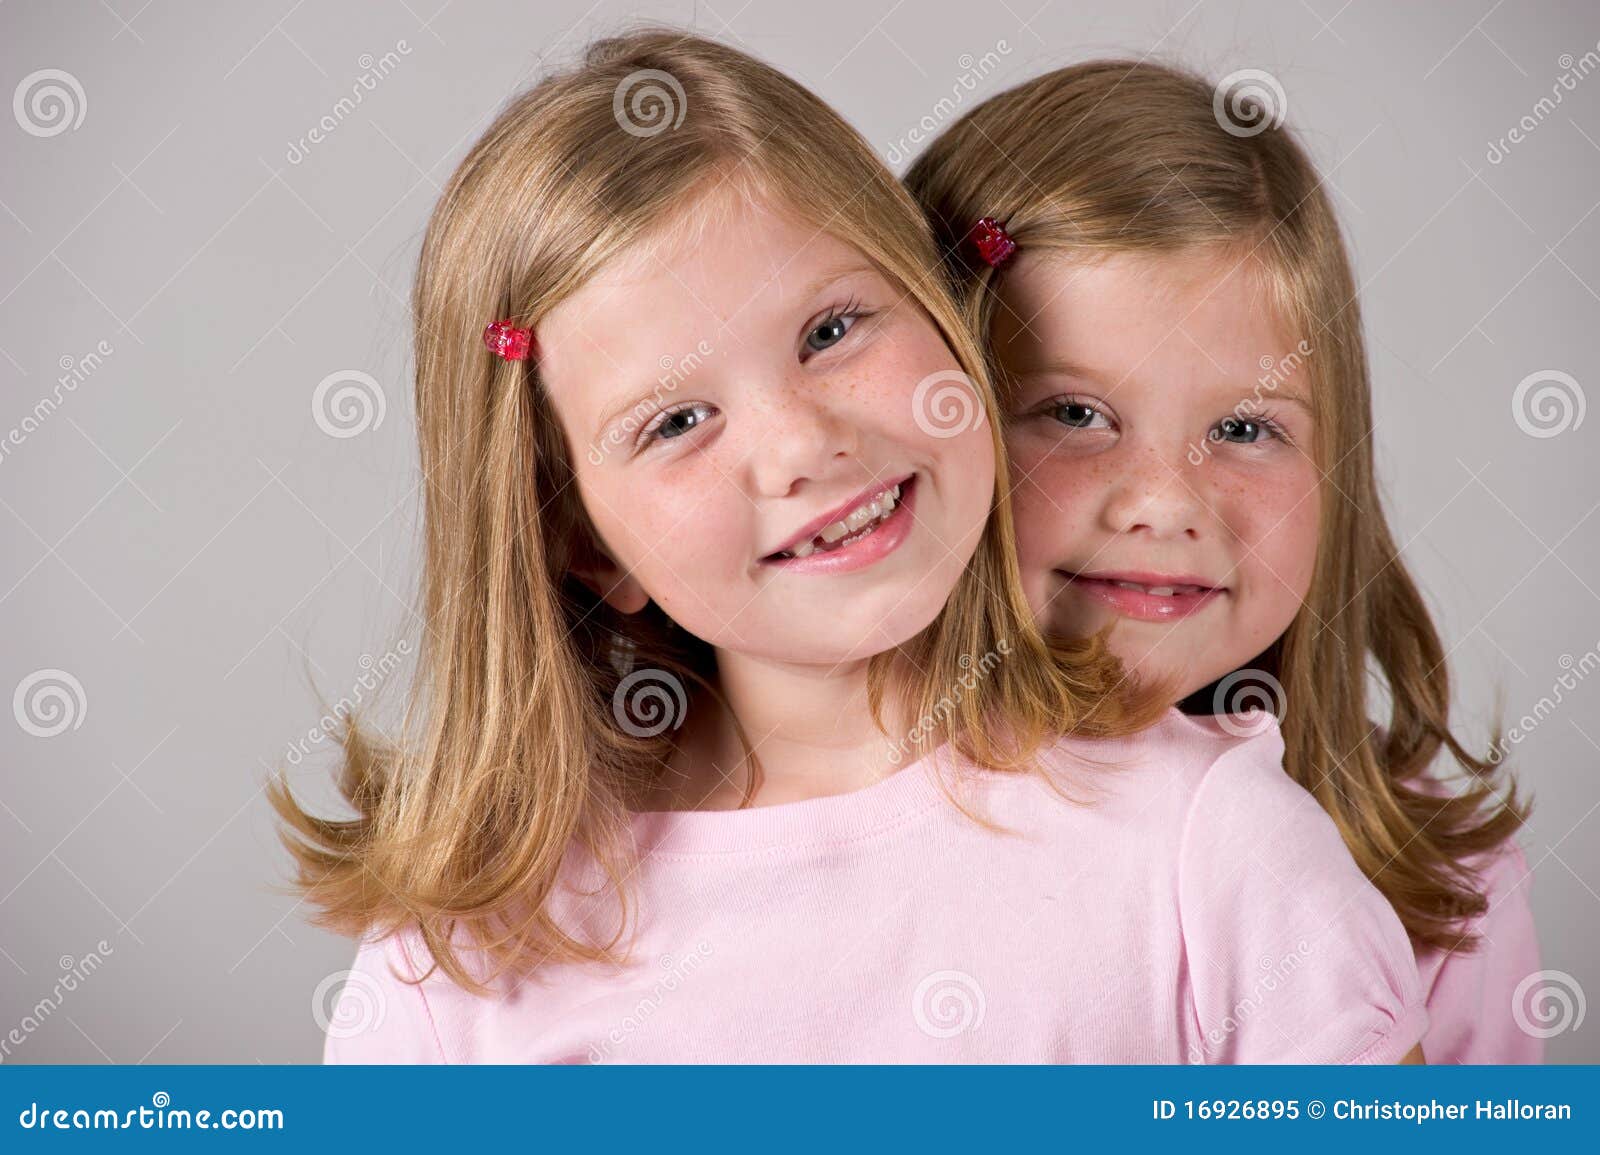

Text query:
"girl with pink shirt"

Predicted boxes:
[[906, 59, 1537, 1063], [274, 31, 1426, 1064]]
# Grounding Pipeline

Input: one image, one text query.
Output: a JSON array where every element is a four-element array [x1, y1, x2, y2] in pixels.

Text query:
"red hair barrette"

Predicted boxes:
[[967, 217, 1016, 268], [483, 319, 533, 361]]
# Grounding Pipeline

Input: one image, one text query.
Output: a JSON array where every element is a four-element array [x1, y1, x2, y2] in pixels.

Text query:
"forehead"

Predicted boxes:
[[535, 187, 874, 412], [993, 247, 1297, 387]]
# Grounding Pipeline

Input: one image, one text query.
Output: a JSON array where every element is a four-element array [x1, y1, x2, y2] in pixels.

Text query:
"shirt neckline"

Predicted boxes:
[[626, 746, 953, 856]]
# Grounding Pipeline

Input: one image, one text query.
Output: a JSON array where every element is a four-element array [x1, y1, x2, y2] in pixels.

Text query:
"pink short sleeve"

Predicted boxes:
[[1417, 839, 1543, 1063], [321, 931, 448, 1064], [1177, 722, 1429, 1063]]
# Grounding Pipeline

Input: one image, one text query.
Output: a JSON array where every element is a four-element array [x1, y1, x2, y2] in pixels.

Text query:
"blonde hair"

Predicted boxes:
[[905, 59, 1526, 953], [269, 31, 1167, 995]]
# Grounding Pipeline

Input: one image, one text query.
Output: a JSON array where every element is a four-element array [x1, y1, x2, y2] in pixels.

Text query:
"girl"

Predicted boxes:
[[273, 31, 1427, 1064], [906, 59, 1536, 1062]]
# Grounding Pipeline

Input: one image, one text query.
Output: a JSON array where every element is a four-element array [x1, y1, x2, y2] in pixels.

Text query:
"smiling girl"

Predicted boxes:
[[274, 32, 1427, 1064], [907, 58, 1535, 1062]]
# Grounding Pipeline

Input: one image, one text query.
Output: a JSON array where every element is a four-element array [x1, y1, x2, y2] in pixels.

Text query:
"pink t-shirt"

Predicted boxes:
[[1411, 825, 1542, 1064], [1354, 725, 1542, 1064], [322, 708, 1426, 1063]]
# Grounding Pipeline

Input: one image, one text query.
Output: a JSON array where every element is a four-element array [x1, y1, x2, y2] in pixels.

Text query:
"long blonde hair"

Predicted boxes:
[[905, 59, 1526, 953], [269, 31, 1167, 994]]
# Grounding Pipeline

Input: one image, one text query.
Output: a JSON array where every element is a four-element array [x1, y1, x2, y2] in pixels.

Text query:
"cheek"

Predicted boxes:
[[579, 456, 739, 577], [1218, 460, 1320, 599], [1006, 438, 1102, 566]]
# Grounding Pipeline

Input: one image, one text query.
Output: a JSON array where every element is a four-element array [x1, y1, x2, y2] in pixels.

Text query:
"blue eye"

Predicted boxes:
[[642, 402, 716, 445], [805, 313, 854, 353], [1047, 399, 1110, 430], [1209, 415, 1285, 444]]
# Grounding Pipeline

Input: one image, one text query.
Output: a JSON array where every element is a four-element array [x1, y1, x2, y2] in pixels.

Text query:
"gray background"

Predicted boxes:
[[1, 0, 1595, 1063]]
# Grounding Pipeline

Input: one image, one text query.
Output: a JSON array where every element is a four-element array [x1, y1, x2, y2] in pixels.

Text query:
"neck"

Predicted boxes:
[[653, 649, 911, 811]]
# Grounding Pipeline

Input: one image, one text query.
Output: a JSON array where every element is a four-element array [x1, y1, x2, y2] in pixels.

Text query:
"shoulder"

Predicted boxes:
[[320, 925, 456, 1064], [1032, 707, 1292, 833], [1159, 713, 1428, 1062]]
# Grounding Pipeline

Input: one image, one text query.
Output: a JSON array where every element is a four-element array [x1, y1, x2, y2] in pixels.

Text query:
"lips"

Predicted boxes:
[[1056, 568, 1226, 622], [760, 474, 918, 575], [761, 473, 915, 561]]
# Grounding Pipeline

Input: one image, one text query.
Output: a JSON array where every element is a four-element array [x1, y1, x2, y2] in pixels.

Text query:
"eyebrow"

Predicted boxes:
[[588, 257, 882, 445], [1016, 360, 1313, 410]]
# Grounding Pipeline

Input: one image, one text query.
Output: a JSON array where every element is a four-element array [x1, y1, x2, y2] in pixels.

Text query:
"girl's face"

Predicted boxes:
[[994, 246, 1321, 700], [538, 187, 994, 665]]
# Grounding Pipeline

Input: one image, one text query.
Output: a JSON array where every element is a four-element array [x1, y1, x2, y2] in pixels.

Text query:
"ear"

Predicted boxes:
[[570, 549, 651, 615]]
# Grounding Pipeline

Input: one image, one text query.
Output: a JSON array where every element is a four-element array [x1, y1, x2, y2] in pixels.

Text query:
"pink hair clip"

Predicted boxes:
[[968, 217, 1016, 268], [483, 319, 533, 361]]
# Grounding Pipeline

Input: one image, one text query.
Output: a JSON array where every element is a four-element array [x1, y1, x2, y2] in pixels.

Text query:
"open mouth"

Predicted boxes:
[[761, 474, 916, 570]]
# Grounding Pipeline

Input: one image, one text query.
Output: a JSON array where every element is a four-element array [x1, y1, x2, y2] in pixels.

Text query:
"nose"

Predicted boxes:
[[747, 379, 861, 498], [1099, 444, 1208, 540]]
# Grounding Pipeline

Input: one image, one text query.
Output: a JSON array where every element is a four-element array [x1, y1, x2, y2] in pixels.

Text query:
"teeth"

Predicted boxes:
[[772, 482, 904, 560], [1110, 580, 1200, 597]]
